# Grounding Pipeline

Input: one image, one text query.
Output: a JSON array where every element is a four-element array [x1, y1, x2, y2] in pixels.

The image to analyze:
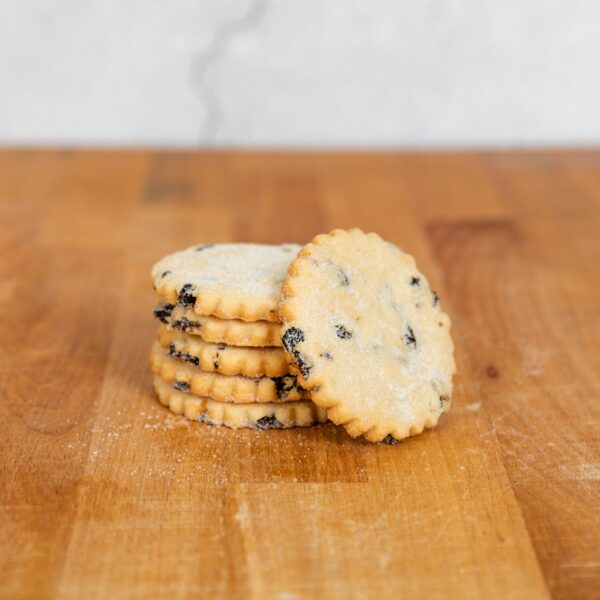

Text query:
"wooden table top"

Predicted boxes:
[[1, 149, 599, 600]]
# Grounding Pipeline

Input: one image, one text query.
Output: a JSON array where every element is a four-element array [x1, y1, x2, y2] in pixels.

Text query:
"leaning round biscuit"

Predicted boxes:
[[156, 325, 289, 377], [150, 342, 307, 403], [153, 304, 283, 347], [151, 243, 300, 323], [153, 376, 327, 429], [278, 229, 456, 444]]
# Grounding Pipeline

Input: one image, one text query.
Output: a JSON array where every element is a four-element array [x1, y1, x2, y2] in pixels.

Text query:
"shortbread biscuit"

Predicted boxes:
[[153, 376, 327, 429], [156, 325, 288, 377], [153, 303, 283, 347], [150, 342, 306, 403], [151, 243, 300, 322], [279, 229, 455, 443]]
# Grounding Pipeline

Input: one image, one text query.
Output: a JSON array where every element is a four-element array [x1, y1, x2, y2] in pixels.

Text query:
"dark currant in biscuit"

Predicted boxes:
[[339, 271, 350, 286], [293, 353, 312, 379], [177, 284, 197, 307], [213, 353, 220, 369], [325, 260, 350, 286], [282, 328, 311, 378], [282, 327, 305, 352], [335, 324, 352, 339], [320, 352, 333, 360], [160, 270, 171, 279], [404, 324, 417, 348], [166, 342, 180, 359], [195, 244, 215, 252], [171, 317, 200, 332], [181, 352, 199, 367], [173, 381, 189, 392], [271, 374, 297, 398], [432, 291, 440, 307], [439, 394, 449, 408], [217, 344, 226, 351], [383, 434, 399, 445], [255, 415, 283, 430], [336, 265, 350, 286], [153, 303, 174, 324], [410, 276, 421, 286]]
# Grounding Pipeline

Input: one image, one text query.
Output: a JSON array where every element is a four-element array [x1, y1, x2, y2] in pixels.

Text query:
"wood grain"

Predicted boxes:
[[1, 149, 598, 600]]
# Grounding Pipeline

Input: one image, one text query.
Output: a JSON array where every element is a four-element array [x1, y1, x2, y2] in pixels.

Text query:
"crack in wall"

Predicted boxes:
[[192, 0, 270, 145]]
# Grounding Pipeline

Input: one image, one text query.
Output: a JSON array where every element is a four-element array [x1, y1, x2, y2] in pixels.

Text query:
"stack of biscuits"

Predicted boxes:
[[150, 242, 328, 431], [150, 231, 456, 443]]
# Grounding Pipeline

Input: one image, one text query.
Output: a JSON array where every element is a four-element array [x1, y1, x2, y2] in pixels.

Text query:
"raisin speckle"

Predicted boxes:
[[329, 263, 350, 286], [383, 434, 399, 445], [294, 353, 312, 379], [439, 394, 450, 408], [320, 352, 333, 360], [404, 325, 417, 348], [410, 277, 421, 286], [161, 270, 171, 279], [177, 284, 197, 307], [335, 324, 352, 339], [195, 244, 215, 252], [282, 327, 305, 352], [213, 353, 220, 369], [173, 381, 189, 392], [282, 327, 311, 379], [255, 415, 283, 430], [271, 375, 297, 398], [166, 342, 180, 359], [182, 352, 199, 367], [432, 291, 440, 307], [153, 303, 174, 324], [171, 317, 200, 332]]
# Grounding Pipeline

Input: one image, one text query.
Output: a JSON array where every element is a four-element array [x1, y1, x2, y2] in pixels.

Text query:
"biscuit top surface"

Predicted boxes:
[[279, 229, 456, 442], [152, 243, 301, 321]]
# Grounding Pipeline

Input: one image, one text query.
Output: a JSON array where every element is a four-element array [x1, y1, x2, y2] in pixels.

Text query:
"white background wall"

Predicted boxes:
[[1, 0, 598, 147]]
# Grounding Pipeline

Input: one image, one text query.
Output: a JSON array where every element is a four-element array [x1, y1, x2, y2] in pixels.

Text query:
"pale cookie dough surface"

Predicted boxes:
[[151, 243, 300, 322], [156, 325, 289, 377], [150, 342, 307, 403], [153, 376, 327, 429], [279, 229, 456, 444], [153, 303, 283, 347]]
